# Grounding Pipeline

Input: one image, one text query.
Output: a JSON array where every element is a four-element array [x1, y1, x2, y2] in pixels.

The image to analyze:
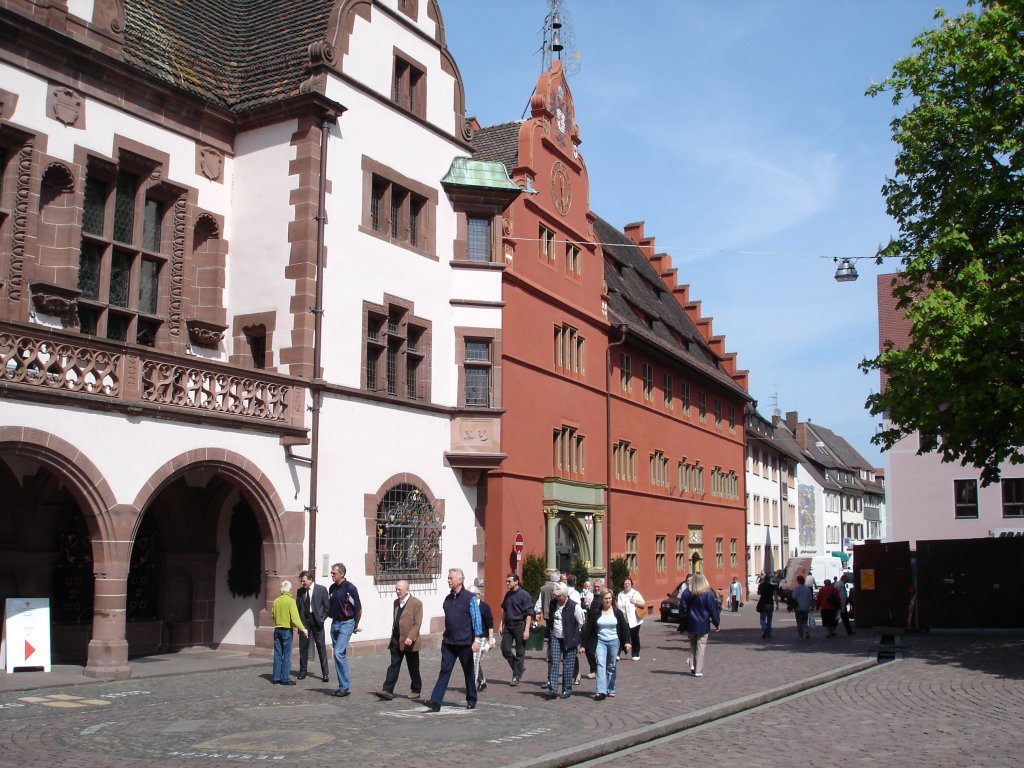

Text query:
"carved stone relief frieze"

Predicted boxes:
[[168, 197, 187, 338], [196, 146, 223, 182], [48, 86, 85, 128], [186, 319, 227, 348], [30, 283, 80, 325], [0, 88, 18, 120], [95, 0, 126, 34], [8, 143, 33, 302]]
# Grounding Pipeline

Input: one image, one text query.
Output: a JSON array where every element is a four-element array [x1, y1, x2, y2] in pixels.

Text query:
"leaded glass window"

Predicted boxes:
[[113, 172, 136, 243], [467, 216, 491, 262], [374, 484, 442, 581], [109, 251, 131, 307], [465, 340, 491, 406], [78, 243, 102, 300], [76, 159, 172, 345], [142, 199, 163, 252], [82, 179, 106, 235], [139, 259, 159, 315]]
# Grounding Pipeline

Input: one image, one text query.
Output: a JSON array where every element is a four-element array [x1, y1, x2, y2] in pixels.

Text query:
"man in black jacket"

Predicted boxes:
[[425, 568, 482, 711], [296, 570, 331, 682]]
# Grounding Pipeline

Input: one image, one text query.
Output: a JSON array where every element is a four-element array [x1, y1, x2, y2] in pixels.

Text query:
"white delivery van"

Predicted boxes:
[[779, 555, 845, 597]]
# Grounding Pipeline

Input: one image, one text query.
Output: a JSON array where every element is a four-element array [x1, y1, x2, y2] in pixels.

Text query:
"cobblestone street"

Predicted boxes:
[[5, 610, 1019, 767]]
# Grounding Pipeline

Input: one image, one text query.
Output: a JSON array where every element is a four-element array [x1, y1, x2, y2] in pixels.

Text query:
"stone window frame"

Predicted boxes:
[[613, 440, 636, 484], [553, 423, 585, 479], [553, 322, 585, 378], [565, 240, 581, 278], [231, 311, 277, 372], [361, 294, 432, 402], [642, 361, 654, 402], [359, 156, 437, 260], [539, 224, 556, 262], [655, 534, 666, 574], [455, 326, 502, 409], [396, 0, 419, 21], [625, 532, 638, 574], [363, 473, 445, 586], [72, 139, 187, 350], [392, 47, 427, 120]]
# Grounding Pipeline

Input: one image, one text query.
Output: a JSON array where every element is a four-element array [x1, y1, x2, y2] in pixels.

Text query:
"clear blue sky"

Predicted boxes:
[[442, 0, 969, 467]]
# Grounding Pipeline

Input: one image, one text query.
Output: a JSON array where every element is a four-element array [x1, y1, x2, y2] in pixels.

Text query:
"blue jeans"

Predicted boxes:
[[429, 642, 476, 706], [595, 635, 619, 695], [272, 628, 293, 682], [331, 619, 355, 691], [760, 607, 774, 635]]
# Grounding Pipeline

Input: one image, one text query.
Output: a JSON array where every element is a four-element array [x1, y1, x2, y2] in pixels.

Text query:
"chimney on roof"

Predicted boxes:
[[785, 411, 798, 432]]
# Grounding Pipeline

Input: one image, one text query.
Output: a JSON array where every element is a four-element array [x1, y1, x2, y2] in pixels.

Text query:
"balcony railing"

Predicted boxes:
[[1, 322, 306, 434]]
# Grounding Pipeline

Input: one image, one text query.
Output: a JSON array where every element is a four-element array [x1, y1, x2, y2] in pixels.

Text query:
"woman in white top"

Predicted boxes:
[[616, 578, 645, 660]]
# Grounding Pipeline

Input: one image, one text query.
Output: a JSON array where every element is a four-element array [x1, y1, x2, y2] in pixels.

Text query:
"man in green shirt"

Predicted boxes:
[[272, 580, 307, 685]]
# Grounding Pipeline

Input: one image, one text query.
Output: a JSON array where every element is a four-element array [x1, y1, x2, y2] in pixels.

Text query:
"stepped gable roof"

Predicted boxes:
[[470, 121, 522, 174], [123, 0, 335, 111], [595, 216, 748, 399]]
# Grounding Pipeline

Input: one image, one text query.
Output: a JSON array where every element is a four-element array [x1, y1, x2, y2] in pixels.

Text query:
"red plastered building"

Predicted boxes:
[[472, 61, 751, 607]]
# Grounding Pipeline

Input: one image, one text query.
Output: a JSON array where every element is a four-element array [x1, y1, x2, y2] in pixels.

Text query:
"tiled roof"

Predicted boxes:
[[122, 0, 335, 111], [471, 121, 522, 172], [596, 216, 749, 399]]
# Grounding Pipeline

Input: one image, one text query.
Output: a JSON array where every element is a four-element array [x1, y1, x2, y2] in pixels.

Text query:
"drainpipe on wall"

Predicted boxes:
[[604, 323, 628, 574], [307, 114, 336, 572]]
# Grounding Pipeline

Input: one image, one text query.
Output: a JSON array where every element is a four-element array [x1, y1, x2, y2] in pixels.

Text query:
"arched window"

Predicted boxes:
[[374, 483, 442, 582]]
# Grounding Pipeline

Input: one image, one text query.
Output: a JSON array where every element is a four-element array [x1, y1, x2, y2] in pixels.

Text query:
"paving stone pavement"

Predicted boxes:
[[586, 631, 1024, 768], [2, 609, 1014, 768]]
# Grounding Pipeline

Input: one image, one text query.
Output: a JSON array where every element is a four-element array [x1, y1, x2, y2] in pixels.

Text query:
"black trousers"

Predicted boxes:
[[840, 608, 855, 634], [501, 620, 527, 679], [299, 622, 329, 677], [383, 639, 421, 694]]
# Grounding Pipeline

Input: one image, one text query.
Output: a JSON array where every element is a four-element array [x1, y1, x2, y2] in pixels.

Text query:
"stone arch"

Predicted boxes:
[[131, 448, 299, 657], [363, 472, 445, 585], [0, 426, 117, 542], [131, 448, 289, 570], [0, 427, 130, 676]]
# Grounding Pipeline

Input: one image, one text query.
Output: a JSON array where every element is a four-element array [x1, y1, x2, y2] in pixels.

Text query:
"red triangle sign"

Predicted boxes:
[[24, 639, 36, 660]]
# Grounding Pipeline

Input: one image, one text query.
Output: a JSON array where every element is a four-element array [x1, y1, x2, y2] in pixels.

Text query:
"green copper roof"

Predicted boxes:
[[441, 157, 521, 191]]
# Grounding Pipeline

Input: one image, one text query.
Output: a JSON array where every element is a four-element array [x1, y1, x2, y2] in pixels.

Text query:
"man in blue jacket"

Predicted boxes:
[[425, 568, 483, 711]]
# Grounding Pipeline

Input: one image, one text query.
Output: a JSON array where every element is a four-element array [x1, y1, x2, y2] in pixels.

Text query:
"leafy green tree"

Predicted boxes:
[[609, 556, 630, 596], [521, 553, 547, 605], [571, 558, 590, 591], [861, 1, 1024, 484]]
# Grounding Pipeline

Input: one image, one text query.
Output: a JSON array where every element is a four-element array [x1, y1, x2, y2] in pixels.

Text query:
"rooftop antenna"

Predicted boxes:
[[769, 390, 781, 419]]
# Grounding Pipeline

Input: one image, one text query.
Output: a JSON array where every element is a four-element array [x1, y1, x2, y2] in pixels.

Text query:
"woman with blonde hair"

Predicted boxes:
[[680, 573, 720, 677]]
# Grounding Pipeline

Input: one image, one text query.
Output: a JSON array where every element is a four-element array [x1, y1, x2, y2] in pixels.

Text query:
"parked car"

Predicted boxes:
[[659, 579, 724, 622], [660, 580, 687, 622]]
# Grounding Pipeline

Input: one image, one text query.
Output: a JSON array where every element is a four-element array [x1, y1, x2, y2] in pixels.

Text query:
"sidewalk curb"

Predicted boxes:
[[505, 655, 879, 768]]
